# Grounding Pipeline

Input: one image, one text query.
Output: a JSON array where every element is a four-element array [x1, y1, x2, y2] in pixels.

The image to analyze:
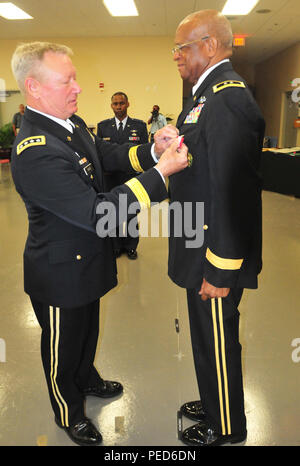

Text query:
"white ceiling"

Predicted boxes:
[[1, 0, 300, 64]]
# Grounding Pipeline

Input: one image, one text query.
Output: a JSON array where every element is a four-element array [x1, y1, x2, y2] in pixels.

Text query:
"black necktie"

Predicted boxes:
[[118, 121, 123, 132]]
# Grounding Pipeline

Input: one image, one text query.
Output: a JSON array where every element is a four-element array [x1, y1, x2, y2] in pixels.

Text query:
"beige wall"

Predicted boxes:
[[0, 36, 183, 129], [255, 42, 300, 146], [231, 60, 256, 87]]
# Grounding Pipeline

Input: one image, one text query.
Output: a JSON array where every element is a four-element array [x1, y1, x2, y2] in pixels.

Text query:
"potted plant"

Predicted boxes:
[[0, 123, 15, 159]]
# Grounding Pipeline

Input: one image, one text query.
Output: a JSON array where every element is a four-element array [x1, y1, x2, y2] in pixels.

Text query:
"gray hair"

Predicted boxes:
[[11, 41, 73, 94]]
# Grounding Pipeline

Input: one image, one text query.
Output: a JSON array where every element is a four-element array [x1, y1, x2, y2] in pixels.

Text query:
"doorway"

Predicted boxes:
[[280, 91, 299, 148]]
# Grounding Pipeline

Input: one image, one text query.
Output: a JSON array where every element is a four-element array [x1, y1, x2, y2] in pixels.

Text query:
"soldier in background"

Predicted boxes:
[[12, 103, 25, 136], [97, 92, 148, 260]]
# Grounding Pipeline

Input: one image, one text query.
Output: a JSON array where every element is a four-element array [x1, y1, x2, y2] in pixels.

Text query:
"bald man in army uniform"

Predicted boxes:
[[169, 10, 265, 446]]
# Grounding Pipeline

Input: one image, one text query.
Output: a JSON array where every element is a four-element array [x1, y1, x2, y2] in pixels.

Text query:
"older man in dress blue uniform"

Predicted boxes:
[[168, 10, 265, 446]]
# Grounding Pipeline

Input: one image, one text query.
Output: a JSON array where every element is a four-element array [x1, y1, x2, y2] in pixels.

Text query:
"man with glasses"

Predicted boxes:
[[168, 10, 265, 446]]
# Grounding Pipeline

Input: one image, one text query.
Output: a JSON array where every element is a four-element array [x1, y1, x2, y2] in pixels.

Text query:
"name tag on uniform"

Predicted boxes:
[[103, 137, 111, 141], [184, 103, 205, 124]]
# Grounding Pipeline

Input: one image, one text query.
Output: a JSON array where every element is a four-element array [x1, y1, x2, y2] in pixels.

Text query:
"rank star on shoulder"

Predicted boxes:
[[104, 450, 139, 464]]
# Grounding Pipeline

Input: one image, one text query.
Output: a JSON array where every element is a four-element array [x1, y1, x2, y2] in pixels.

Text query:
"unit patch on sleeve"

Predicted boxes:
[[17, 136, 46, 155]]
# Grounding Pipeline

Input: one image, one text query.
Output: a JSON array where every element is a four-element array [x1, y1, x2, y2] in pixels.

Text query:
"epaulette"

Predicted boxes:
[[97, 119, 111, 126], [131, 118, 144, 123], [213, 80, 246, 94], [17, 135, 46, 155]]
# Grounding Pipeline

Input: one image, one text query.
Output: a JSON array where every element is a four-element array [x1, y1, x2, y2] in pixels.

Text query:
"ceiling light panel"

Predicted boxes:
[[103, 0, 139, 17], [222, 0, 260, 16], [0, 2, 32, 19]]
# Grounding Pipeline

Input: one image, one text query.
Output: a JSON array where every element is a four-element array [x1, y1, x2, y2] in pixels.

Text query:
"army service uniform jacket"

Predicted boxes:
[[168, 61, 265, 291], [97, 116, 148, 146], [11, 108, 166, 308], [97, 116, 149, 189]]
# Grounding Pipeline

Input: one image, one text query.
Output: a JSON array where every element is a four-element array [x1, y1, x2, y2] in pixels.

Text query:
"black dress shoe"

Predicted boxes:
[[126, 249, 137, 260], [181, 422, 247, 446], [55, 417, 102, 446], [181, 400, 206, 422], [82, 380, 123, 398]]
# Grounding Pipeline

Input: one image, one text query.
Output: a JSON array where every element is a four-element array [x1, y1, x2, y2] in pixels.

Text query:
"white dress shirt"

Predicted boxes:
[[27, 106, 75, 132]]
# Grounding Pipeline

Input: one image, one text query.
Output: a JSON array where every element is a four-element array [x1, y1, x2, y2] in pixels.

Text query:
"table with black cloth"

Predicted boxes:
[[260, 148, 300, 198]]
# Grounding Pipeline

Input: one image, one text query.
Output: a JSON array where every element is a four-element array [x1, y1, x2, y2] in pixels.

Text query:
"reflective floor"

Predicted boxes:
[[0, 162, 300, 446]]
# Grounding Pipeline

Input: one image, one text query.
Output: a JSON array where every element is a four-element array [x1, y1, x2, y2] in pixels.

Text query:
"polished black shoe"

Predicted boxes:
[[126, 249, 137, 260], [180, 400, 206, 422], [181, 422, 247, 446], [82, 379, 123, 398], [55, 417, 102, 446]]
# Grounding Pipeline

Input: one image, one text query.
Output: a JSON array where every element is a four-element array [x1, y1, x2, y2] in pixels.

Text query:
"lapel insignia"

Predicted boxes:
[[199, 96, 206, 104], [67, 136, 72, 141]]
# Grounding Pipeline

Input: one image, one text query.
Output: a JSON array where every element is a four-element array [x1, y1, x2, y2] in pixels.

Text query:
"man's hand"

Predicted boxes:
[[156, 137, 188, 177], [198, 278, 230, 301], [154, 124, 179, 156]]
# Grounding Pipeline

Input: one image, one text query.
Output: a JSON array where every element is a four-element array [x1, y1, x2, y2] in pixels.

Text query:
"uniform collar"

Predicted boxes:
[[192, 59, 230, 95], [26, 106, 75, 133], [115, 116, 128, 128]]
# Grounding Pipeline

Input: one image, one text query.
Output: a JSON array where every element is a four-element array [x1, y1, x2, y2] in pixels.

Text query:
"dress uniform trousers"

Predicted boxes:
[[30, 297, 102, 427], [186, 288, 246, 435]]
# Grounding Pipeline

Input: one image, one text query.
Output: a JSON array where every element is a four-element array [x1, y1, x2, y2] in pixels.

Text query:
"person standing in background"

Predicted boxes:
[[148, 105, 167, 142], [10, 41, 188, 447], [97, 92, 148, 259], [12, 103, 25, 136]]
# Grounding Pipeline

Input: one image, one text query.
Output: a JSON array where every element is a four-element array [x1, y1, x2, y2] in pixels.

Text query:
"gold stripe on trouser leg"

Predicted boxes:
[[211, 298, 226, 435], [218, 298, 232, 435], [49, 306, 69, 427]]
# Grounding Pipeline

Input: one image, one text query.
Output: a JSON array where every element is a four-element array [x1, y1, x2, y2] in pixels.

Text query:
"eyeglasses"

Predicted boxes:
[[171, 36, 210, 55]]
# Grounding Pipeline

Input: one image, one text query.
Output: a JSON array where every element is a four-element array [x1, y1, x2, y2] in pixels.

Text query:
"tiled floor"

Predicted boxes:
[[0, 162, 300, 446]]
